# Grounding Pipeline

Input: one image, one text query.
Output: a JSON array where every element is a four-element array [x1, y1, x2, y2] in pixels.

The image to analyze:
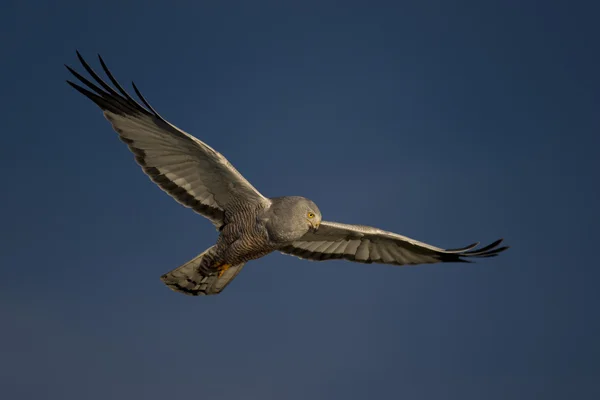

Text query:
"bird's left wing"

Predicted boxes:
[[280, 221, 508, 266], [65, 52, 270, 229]]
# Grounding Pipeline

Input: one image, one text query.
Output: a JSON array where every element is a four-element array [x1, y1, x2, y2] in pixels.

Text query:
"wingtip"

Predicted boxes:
[[465, 241, 480, 250], [65, 79, 77, 88], [459, 237, 508, 257], [492, 238, 504, 245], [97, 53, 108, 67], [131, 80, 141, 95], [445, 241, 479, 253]]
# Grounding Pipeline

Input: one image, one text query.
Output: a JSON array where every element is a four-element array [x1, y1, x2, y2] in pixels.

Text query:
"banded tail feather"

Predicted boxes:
[[160, 246, 245, 296]]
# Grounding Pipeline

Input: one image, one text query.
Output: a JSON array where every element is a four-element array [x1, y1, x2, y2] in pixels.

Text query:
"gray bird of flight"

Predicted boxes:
[[66, 52, 508, 296]]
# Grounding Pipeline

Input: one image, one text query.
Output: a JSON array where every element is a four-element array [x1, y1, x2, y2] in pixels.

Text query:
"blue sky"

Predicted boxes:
[[1, 1, 599, 399]]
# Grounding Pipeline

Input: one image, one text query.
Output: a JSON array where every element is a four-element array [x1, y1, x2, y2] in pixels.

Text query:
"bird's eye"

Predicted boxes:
[[307, 212, 315, 219]]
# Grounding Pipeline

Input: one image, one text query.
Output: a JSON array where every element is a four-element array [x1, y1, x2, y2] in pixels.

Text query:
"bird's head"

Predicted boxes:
[[306, 208, 322, 232], [264, 196, 322, 242], [287, 196, 321, 232]]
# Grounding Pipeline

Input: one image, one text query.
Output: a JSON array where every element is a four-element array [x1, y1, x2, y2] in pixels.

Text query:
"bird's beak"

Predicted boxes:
[[311, 221, 321, 232]]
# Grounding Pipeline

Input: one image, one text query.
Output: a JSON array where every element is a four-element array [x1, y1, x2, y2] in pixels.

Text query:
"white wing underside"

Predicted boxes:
[[280, 221, 507, 266], [66, 52, 270, 229]]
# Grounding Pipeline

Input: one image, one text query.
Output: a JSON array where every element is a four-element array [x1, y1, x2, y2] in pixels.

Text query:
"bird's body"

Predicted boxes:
[[66, 52, 508, 296], [211, 196, 322, 266], [214, 199, 273, 265]]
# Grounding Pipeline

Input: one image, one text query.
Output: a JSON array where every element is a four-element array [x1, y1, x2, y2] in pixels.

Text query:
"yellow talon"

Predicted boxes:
[[217, 264, 231, 278]]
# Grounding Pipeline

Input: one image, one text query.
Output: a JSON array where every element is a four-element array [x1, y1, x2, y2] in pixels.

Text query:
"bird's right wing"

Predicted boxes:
[[280, 221, 508, 266], [66, 52, 270, 229]]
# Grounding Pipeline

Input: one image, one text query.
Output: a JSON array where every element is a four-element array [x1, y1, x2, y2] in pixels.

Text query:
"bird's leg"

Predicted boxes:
[[204, 261, 231, 277], [216, 264, 232, 277], [197, 254, 231, 278]]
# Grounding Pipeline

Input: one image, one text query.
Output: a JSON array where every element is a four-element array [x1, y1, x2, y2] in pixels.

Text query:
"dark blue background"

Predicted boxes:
[[1, 1, 598, 399]]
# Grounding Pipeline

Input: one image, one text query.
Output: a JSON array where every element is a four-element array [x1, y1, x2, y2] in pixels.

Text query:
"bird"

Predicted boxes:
[[65, 51, 509, 296]]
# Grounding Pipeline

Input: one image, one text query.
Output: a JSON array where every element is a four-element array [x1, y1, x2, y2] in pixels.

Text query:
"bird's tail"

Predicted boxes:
[[160, 246, 245, 296]]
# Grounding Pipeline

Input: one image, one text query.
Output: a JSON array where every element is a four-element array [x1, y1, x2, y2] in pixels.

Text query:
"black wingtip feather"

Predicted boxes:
[[439, 238, 508, 263], [132, 80, 164, 119], [66, 80, 121, 114], [446, 241, 480, 253], [97, 53, 133, 101], [75, 51, 129, 104], [462, 238, 504, 256], [66, 51, 167, 122]]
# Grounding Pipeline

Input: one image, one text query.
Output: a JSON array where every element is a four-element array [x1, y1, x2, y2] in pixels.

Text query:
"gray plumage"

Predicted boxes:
[[66, 52, 509, 296]]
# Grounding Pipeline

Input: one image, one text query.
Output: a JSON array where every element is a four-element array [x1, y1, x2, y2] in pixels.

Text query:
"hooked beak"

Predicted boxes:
[[309, 221, 321, 232]]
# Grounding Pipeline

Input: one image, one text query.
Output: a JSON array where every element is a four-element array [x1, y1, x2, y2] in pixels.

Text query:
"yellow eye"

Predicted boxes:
[[307, 212, 315, 219]]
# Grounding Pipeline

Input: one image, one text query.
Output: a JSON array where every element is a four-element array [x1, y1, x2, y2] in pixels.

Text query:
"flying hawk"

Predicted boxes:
[[66, 52, 508, 296]]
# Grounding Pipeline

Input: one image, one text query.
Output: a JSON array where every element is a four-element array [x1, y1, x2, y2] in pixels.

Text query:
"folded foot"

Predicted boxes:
[[217, 263, 231, 278]]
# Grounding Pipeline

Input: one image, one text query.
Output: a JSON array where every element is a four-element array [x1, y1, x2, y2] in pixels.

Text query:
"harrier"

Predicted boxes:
[[66, 52, 508, 296]]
